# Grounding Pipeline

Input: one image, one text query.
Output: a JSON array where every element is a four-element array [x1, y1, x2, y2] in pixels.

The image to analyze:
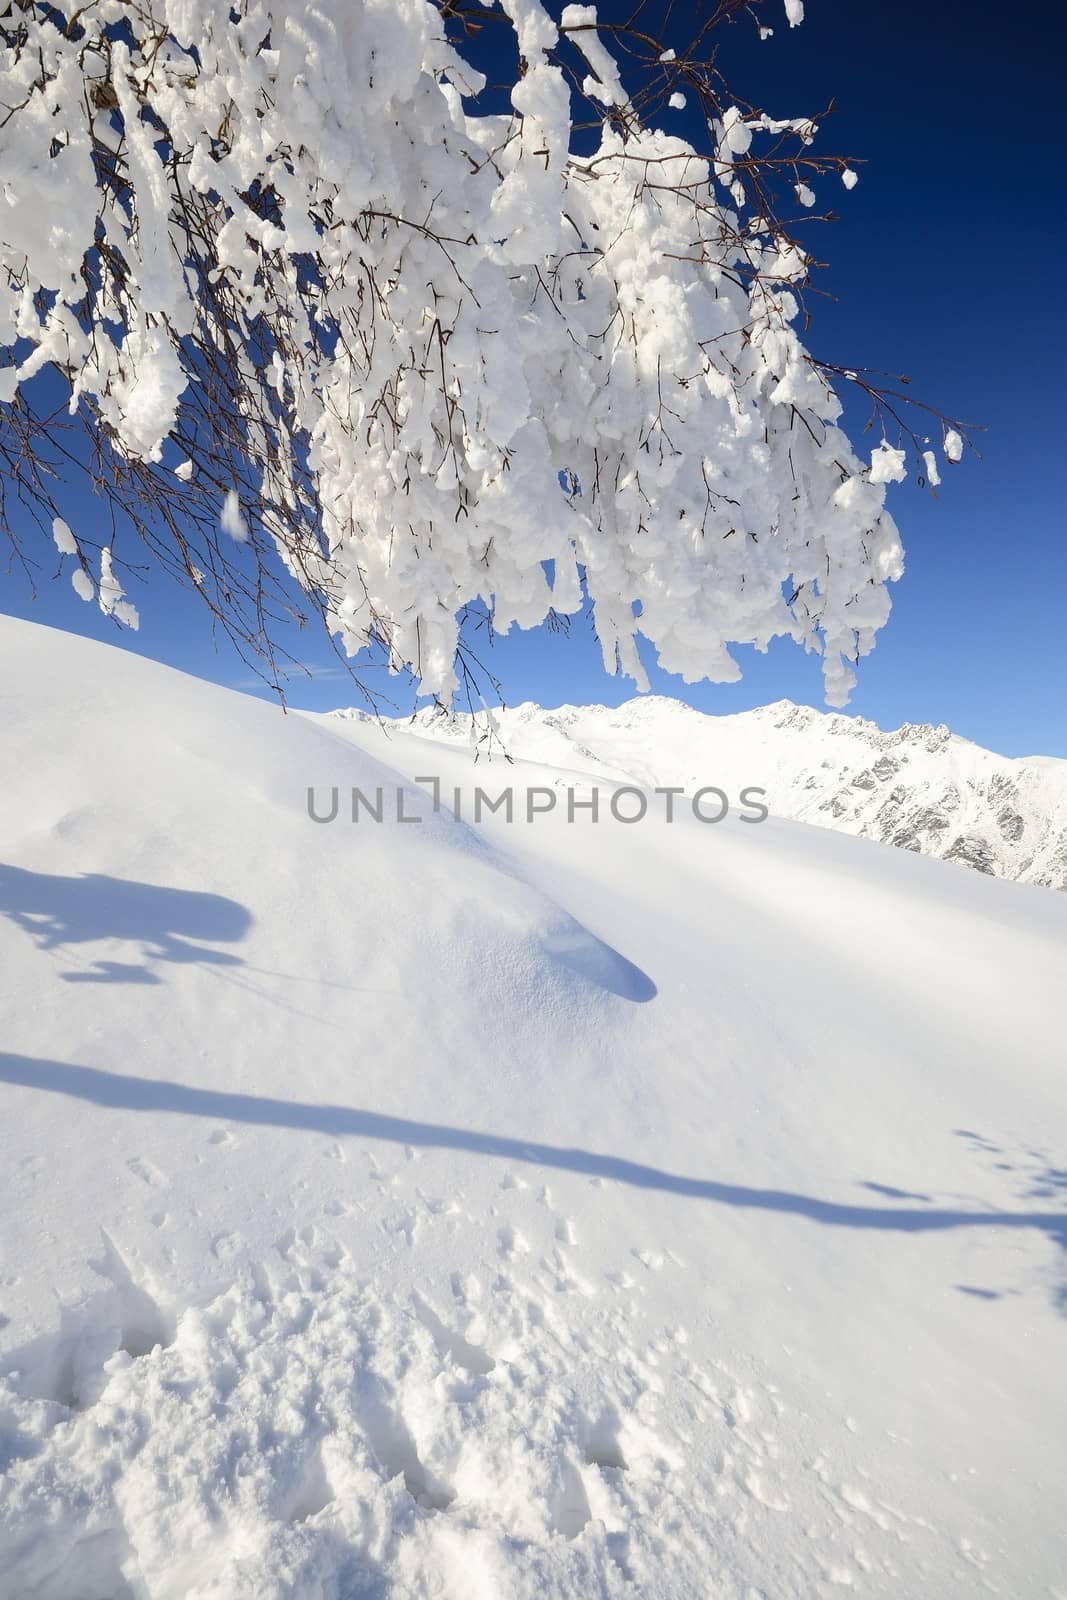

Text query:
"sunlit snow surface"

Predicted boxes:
[[1, 617, 1065, 1598]]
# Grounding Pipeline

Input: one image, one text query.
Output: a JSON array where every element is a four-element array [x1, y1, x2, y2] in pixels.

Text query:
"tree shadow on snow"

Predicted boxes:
[[0, 863, 251, 984], [3, 1053, 1066, 1302]]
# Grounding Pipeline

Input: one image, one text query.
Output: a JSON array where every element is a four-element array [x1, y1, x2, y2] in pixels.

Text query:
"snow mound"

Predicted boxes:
[[2, 617, 1066, 1598]]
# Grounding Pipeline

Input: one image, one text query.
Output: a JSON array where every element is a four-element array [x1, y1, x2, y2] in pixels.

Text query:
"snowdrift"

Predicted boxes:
[[1, 616, 1065, 1598]]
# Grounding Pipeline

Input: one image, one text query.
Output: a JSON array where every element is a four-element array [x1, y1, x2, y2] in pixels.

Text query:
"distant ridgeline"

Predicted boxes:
[[336, 698, 1067, 894]]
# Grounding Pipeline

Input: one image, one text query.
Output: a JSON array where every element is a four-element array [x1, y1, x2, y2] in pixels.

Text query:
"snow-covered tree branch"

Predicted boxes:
[[0, 0, 966, 703]]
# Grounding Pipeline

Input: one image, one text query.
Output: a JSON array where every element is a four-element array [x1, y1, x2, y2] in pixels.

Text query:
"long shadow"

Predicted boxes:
[[0, 863, 251, 983], [3, 1053, 1066, 1253]]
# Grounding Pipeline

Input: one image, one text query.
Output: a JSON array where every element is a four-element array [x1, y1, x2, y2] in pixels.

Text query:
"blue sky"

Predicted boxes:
[[2, 0, 1064, 756]]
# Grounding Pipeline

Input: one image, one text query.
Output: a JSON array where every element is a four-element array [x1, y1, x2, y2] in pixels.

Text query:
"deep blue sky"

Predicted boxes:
[[2, 0, 1064, 755]]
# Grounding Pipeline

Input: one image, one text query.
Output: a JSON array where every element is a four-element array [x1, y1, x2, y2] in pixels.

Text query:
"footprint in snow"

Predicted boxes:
[[127, 1156, 168, 1188]]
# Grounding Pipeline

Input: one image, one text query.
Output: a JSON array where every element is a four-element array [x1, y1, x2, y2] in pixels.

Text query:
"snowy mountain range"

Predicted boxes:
[[339, 697, 1067, 892]]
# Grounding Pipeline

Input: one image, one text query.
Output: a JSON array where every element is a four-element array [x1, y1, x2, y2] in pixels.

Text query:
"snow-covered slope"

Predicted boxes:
[[2, 617, 1066, 1599], [341, 697, 1067, 891]]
